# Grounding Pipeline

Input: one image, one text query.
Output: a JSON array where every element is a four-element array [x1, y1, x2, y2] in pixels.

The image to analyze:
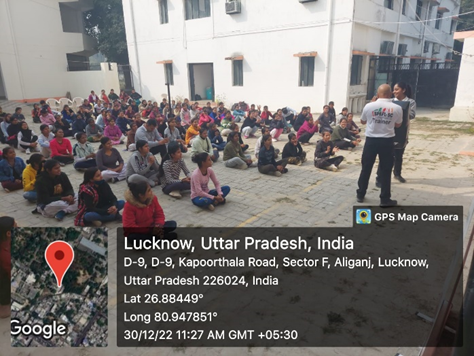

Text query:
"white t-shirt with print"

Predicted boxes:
[[361, 99, 403, 138]]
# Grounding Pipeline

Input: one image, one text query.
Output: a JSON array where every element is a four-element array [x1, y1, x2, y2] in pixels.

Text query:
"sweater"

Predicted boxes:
[[297, 120, 318, 139], [126, 152, 159, 177], [0, 158, 26, 182], [314, 140, 336, 162], [75, 181, 118, 226], [191, 136, 213, 156], [96, 148, 123, 171], [282, 142, 304, 159], [36, 171, 74, 206], [40, 113, 55, 126], [50, 138, 72, 157], [162, 159, 191, 186], [318, 114, 333, 133], [73, 142, 95, 161], [258, 145, 277, 167], [22, 164, 38, 192], [72, 119, 87, 135], [331, 125, 355, 142], [223, 142, 246, 161], [104, 125, 123, 140], [123, 190, 165, 233], [135, 125, 163, 147], [190, 167, 222, 199], [38, 133, 54, 149], [86, 124, 103, 136], [185, 126, 200, 145]]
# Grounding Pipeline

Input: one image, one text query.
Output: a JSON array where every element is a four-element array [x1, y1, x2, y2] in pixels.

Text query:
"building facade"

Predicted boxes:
[[122, 0, 459, 112], [0, 0, 120, 101]]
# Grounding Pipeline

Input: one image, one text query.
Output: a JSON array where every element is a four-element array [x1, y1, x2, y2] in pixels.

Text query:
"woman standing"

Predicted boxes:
[[96, 137, 127, 182], [35, 159, 78, 221], [190, 152, 230, 211], [50, 129, 74, 165], [258, 134, 288, 177], [75, 167, 124, 227], [23, 153, 45, 203], [0, 147, 26, 192], [18, 122, 40, 154], [126, 140, 160, 187]]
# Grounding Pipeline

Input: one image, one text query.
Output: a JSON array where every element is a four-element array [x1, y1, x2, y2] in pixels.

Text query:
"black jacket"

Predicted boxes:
[[282, 142, 304, 159], [81, 182, 117, 215], [36, 171, 74, 206]]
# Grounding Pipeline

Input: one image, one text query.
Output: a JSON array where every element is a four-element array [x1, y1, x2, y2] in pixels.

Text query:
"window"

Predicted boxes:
[[384, 0, 393, 10], [416, 0, 423, 19], [185, 0, 211, 20], [402, 0, 407, 15], [233, 60, 243, 86], [165, 63, 174, 85], [435, 11, 442, 29], [450, 20, 457, 35], [299, 57, 315, 87], [159, 0, 169, 24], [423, 41, 430, 53], [350, 55, 363, 86]]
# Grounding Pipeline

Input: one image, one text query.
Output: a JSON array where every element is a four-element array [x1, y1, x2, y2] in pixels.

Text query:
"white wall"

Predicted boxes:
[[66, 63, 121, 99], [123, 0, 355, 111], [449, 35, 474, 122], [0, 0, 106, 101]]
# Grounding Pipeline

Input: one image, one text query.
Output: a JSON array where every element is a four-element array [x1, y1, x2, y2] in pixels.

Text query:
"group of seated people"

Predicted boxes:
[[0, 92, 364, 226]]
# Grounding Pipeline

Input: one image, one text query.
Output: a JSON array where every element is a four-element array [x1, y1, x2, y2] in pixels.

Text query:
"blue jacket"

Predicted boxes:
[[0, 157, 26, 182], [116, 117, 131, 134]]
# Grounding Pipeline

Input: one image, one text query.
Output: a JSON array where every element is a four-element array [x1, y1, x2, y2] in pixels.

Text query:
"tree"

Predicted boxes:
[[458, 0, 474, 31], [84, 0, 129, 64]]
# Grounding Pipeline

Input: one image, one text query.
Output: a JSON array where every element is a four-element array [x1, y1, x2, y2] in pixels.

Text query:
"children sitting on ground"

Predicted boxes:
[[96, 137, 127, 182], [331, 117, 361, 150], [23, 153, 44, 203], [85, 118, 103, 142], [270, 113, 285, 142], [258, 134, 288, 177], [241, 110, 263, 138], [38, 125, 54, 158], [164, 118, 188, 152], [126, 140, 160, 187], [255, 127, 280, 159], [185, 118, 200, 146], [50, 129, 74, 166], [220, 111, 234, 131], [0, 147, 26, 192], [75, 167, 124, 227], [199, 108, 214, 129], [191, 128, 219, 162], [208, 123, 226, 151], [73, 132, 97, 170], [346, 113, 361, 138], [104, 119, 124, 145], [161, 142, 192, 199], [126, 122, 138, 151], [318, 105, 334, 134], [297, 116, 319, 145], [260, 106, 274, 126], [191, 152, 230, 211], [18, 122, 39, 154], [223, 132, 256, 170], [35, 159, 78, 221], [314, 131, 344, 172], [282, 133, 307, 165], [54, 114, 73, 137], [293, 107, 309, 132]]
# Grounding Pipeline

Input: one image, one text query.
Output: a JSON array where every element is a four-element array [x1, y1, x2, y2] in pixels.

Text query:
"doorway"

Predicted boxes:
[[0, 63, 6, 99], [188, 63, 214, 102]]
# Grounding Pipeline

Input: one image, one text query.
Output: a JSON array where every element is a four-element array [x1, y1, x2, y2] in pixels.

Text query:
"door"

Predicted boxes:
[[188, 63, 214, 101]]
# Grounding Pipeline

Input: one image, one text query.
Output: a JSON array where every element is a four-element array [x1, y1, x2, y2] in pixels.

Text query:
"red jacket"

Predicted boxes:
[[123, 190, 165, 234]]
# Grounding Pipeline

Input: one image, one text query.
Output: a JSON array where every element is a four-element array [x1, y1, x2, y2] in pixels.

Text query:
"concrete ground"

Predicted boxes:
[[0, 107, 473, 356]]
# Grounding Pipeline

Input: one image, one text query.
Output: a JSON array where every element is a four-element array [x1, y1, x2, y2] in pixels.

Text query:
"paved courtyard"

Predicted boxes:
[[0, 107, 473, 356]]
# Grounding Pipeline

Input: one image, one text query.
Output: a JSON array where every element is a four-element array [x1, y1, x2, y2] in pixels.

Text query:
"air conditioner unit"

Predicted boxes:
[[398, 44, 408, 56], [299, 0, 317, 2], [380, 41, 394, 55], [226, 0, 241, 14], [432, 43, 441, 54]]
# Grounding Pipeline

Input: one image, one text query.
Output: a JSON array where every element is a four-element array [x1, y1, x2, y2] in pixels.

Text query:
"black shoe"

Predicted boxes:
[[375, 180, 381, 188], [394, 175, 406, 183], [31, 208, 39, 214], [380, 199, 398, 208], [356, 195, 364, 203]]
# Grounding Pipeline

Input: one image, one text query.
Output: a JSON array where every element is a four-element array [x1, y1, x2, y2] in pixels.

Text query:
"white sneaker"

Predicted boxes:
[[169, 191, 182, 199], [272, 138, 277, 142], [26, 148, 30, 155], [274, 171, 282, 177], [328, 164, 338, 172], [208, 204, 215, 211]]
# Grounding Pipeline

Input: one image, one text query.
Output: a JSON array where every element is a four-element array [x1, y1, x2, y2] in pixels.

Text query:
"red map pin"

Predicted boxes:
[[45, 241, 75, 288]]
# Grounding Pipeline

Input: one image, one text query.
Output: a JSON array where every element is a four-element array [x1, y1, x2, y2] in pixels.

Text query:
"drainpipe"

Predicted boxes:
[[394, 0, 404, 58], [5, 0, 26, 100], [129, 0, 143, 93], [323, 0, 334, 105]]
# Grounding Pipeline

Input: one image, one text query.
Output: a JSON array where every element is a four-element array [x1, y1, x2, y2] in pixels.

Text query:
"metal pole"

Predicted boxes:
[[166, 82, 171, 117]]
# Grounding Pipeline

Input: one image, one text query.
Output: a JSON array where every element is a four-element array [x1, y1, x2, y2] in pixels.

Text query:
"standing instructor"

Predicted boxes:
[[356, 84, 403, 207]]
